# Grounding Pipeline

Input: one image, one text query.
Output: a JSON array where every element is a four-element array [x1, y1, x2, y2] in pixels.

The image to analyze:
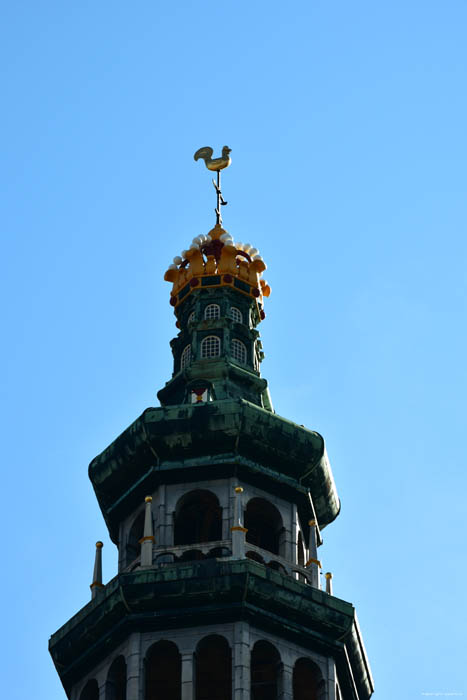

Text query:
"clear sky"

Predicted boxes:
[[1, 2, 466, 698]]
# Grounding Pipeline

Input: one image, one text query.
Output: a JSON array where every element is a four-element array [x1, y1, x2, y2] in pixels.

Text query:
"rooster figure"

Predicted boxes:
[[194, 145, 232, 171]]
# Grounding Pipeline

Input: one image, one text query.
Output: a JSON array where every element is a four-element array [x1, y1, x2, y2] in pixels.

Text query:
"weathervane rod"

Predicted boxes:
[[194, 145, 232, 226]]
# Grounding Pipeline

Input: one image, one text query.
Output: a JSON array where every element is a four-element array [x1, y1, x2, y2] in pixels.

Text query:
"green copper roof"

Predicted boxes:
[[49, 559, 373, 699], [89, 398, 340, 543]]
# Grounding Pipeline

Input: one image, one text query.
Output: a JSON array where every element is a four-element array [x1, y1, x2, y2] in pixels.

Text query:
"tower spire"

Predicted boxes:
[[50, 148, 374, 700]]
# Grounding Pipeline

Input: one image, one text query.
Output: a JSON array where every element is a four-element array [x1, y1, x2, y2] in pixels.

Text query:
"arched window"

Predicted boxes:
[[245, 499, 284, 555], [231, 338, 247, 364], [126, 511, 145, 566], [251, 641, 281, 700], [293, 658, 325, 700], [106, 656, 126, 700], [204, 304, 220, 320], [200, 335, 221, 359], [196, 635, 231, 700], [174, 490, 222, 545], [229, 306, 243, 323], [145, 641, 181, 700], [80, 680, 99, 700], [181, 344, 192, 370], [188, 311, 195, 324]]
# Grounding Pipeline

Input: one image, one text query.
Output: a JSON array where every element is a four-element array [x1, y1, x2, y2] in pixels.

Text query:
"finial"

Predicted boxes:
[[325, 571, 333, 595], [140, 496, 155, 567], [194, 145, 232, 226], [90, 540, 104, 599], [231, 484, 247, 558]]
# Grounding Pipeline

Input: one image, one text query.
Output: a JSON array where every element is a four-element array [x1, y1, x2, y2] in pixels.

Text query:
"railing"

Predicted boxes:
[[121, 540, 317, 587], [244, 543, 316, 585]]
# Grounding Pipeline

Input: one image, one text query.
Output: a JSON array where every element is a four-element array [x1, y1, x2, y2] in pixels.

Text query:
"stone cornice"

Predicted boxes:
[[49, 559, 373, 699]]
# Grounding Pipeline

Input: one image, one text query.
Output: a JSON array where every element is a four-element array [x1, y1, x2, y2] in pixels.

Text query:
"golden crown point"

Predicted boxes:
[[308, 519, 316, 527], [164, 230, 270, 315], [95, 541, 104, 549], [145, 496, 152, 503], [325, 572, 333, 579], [235, 486, 244, 493]]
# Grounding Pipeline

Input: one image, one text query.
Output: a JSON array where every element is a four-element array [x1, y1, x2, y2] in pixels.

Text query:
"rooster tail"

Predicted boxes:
[[194, 146, 214, 163]]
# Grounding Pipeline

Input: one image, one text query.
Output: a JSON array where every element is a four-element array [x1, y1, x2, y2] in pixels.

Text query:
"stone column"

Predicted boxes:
[[181, 651, 194, 700], [231, 487, 247, 559], [98, 680, 106, 700], [233, 621, 250, 700], [326, 658, 337, 700], [282, 503, 297, 562], [306, 520, 321, 589], [279, 662, 294, 700], [126, 633, 142, 700]]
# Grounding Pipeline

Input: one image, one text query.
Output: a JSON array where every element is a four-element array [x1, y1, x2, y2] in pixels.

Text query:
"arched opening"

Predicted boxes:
[[200, 335, 221, 359], [145, 641, 181, 700], [246, 550, 265, 564], [204, 303, 221, 320], [229, 306, 243, 324], [126, 510, 145, 566], [80, 679, 99, 700], [267, 560, 287, 575], [195, 635, 231, 700], [174, 490, 222, 545], [231, 338, 247, 364], [179, 548, 204, 562], [251, 640, 281, 700], [293, 658, 325, 700], [181, 344, 192, 370], [106, 656, 126, 700], [245, 499, 284, 555]]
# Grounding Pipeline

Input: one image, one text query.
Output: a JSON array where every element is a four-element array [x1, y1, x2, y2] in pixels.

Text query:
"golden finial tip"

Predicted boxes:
[[145, 496, 152, 503], [308, 519, 316, 527], [96, 541, 103, 549], [235, 486, 244, 493], [325, 572, 333, 579]]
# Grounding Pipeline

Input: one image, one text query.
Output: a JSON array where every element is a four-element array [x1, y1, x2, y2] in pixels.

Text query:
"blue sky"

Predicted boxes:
[[1, 2, 466, 698]]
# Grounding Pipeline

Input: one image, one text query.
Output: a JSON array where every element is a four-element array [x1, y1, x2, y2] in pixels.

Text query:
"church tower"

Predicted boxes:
[[49, 149, 374, 700]]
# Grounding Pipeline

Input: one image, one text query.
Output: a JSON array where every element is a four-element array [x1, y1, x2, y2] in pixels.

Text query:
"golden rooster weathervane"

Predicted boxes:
[[194, 145, 232, 226]]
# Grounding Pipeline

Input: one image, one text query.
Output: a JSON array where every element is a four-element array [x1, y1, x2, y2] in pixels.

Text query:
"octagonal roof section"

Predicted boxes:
[[89, 398, 340, 543]]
